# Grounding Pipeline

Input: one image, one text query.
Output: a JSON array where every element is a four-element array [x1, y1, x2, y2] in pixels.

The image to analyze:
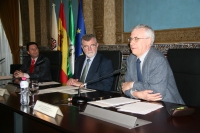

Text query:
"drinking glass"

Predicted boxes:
[[29, 80, 39, 108]]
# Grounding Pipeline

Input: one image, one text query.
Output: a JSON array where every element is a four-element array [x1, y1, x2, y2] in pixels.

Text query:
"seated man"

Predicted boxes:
[[14, 42, 52, 81], [67, 34, 113, 91], [122, 24, 184, 104]]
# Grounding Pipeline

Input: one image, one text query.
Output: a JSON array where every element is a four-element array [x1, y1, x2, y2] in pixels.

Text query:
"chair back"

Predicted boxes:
[[167, 49, 200, 107], [10, 64, 22, 74], [40, 51, 62, 82], [99, 50, 122, 91]]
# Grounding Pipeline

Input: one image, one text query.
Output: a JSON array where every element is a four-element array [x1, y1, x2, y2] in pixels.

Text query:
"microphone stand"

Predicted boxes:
[[71, 69, 123, 104], [72, 84, 89, 104]]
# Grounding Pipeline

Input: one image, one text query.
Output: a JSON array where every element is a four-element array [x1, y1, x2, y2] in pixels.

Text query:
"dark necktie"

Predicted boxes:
[[136, 59, 143, 82], [80, 59, 90, 82], [30, 59, 35, 73]]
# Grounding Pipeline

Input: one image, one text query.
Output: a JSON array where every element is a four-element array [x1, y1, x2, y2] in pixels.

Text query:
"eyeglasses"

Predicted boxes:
[[82, 44, 97, 49], [128, 37, 149, 43]]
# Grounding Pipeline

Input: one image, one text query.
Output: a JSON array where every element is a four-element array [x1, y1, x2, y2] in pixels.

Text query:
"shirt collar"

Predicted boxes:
[[138, 49, 149, 62], [31, 57, 38, 63]]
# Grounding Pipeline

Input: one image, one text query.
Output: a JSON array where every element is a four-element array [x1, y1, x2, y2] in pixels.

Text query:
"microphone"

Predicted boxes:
[[72, 69, 123, 104], [0, 58, 5, 63], [84, 69, 122, 86]]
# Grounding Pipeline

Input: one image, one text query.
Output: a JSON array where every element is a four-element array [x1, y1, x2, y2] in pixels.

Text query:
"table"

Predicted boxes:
[[0, 90, 200, 133], [0, 75, 13, 88]]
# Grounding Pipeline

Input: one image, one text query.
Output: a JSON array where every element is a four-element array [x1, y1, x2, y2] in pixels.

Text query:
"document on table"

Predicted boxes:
[[0, 76, 13, 80], [38, 86, 78, 95], [38, 86, 96, 95], [117, 102, 163, 115], [39, 81, 61, 86], [59, 88, 96, 94], [88, 97, 140, 108]]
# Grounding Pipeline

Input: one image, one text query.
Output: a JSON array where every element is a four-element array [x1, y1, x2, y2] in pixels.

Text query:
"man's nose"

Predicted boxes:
[[88, 46, 92, 50], [130, 41, 135, 47]]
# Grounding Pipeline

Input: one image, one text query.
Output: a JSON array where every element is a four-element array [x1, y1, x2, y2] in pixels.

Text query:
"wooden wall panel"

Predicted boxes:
[[93, 0, 104, 44]]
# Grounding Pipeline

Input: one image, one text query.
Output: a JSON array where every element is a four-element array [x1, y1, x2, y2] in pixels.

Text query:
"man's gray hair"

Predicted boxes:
[[81, 34, 97, 43], [132, 24, 155, 45]]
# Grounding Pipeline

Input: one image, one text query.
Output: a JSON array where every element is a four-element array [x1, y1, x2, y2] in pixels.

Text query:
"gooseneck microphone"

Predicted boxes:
[[72, 69, 123, 104], [84, 69, 122, 86]]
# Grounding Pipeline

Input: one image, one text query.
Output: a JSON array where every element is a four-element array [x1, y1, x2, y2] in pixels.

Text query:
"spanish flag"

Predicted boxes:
[[58, 2, 68, 85]]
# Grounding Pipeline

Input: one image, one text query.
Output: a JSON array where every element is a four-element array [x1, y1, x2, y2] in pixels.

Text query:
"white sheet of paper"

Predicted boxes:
[[0, 88, 10, 96], [117, 102, 163, 115], [38, 86, 78, 95], [34, 100, 63, 118], [38, 86, 96, 95], [59, 88, 96, 94], [88, 97, 140, 107], [97, 97, 140, 106], [39, 81, 61, 86], [88, 101, 113, 108], [38, 88, 58, 95]]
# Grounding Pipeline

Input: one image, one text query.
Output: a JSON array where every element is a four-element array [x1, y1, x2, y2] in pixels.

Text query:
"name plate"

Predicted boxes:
[[0, 88, 10, 96], [34, 100, 63, 118]]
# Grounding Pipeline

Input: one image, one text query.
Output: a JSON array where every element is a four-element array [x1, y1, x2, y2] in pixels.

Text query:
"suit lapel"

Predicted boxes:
[[77, 56, 86, 79], [142, 47, 153, 69], [141, 47, 154, 80], [35, 55, 42, 65]]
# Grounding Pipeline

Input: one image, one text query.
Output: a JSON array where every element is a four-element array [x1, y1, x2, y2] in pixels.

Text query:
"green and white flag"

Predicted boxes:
[[68, 0, 75, 78]]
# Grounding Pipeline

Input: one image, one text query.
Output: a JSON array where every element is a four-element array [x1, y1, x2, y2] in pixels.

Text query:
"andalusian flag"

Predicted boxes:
[[51, 3, 58, 50], [68, 0, 75, 78], [58, 2, 69, 85], [75, 0, 86, 58]]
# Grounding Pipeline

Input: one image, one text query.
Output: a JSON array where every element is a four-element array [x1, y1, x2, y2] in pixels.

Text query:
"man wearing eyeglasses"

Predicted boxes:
[[122, 24, 184, 104], [66, 34, 114, 91]]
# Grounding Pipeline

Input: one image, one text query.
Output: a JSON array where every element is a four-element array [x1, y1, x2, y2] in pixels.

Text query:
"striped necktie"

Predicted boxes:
[[80, 59, 90, 83]]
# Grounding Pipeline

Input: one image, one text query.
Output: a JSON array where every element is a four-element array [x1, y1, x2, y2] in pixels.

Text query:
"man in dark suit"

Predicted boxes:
[[67, 34, 113, 91], [14, 42, 52, 81]]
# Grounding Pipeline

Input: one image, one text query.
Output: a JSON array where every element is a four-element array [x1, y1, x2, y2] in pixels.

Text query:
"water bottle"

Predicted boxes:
[[20, 77, 30, 106]]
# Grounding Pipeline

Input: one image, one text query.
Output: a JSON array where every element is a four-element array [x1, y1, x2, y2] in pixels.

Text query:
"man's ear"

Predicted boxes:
[[96, 43, 99, 47], [27, 51, 30, 55], [147, 38, 152, 46]]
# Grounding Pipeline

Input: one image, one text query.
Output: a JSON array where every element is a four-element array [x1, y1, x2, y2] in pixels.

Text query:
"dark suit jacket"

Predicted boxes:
[[73, 52, 114, 91], [20, 54, 52, 81]]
